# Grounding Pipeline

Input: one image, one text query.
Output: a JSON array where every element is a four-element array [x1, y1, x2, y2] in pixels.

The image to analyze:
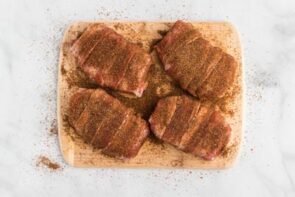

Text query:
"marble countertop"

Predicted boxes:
[[0, 0, 294, 196]]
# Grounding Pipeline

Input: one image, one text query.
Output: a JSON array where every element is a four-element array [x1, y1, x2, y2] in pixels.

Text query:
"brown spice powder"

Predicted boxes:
[[49, 119, 58, 135], [36, 156, 61, 170], [170, 157, 184, 167], [214, 82, 241, 116], [221, 143, 237, 158]]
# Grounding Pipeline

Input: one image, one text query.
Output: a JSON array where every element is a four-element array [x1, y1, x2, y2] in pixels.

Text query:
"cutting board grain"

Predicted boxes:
[[57, 21, 243, 169]]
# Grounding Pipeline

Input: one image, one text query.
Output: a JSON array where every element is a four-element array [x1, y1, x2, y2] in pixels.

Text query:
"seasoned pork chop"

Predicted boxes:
[[149, 95, 231, 160], [155, 20, 237, 99], [68, 88, 150, 159], [71, 24, 152, 97]]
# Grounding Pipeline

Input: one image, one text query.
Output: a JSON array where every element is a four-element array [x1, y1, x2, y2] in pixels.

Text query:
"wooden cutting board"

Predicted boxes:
[[57, 21, 243, 169]]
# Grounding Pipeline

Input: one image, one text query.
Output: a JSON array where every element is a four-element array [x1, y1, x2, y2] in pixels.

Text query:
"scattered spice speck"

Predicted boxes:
[[36, 156, 61, 171], [49, 119, 58, 135]]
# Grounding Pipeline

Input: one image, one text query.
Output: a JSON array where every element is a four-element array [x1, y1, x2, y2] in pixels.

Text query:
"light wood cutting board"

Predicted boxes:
[[57, 21, 243, 169]]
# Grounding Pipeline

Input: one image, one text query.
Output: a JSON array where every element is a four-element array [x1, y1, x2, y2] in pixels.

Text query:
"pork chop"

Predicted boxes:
[[71, 24, 152, 97], [68, 88, 150, 159], [155, 20, 237, 100], [149, 95, 231, 160]]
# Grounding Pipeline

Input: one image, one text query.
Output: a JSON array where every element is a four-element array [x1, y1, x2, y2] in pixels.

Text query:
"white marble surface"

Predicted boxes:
[[0, 0, 295, 196]]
